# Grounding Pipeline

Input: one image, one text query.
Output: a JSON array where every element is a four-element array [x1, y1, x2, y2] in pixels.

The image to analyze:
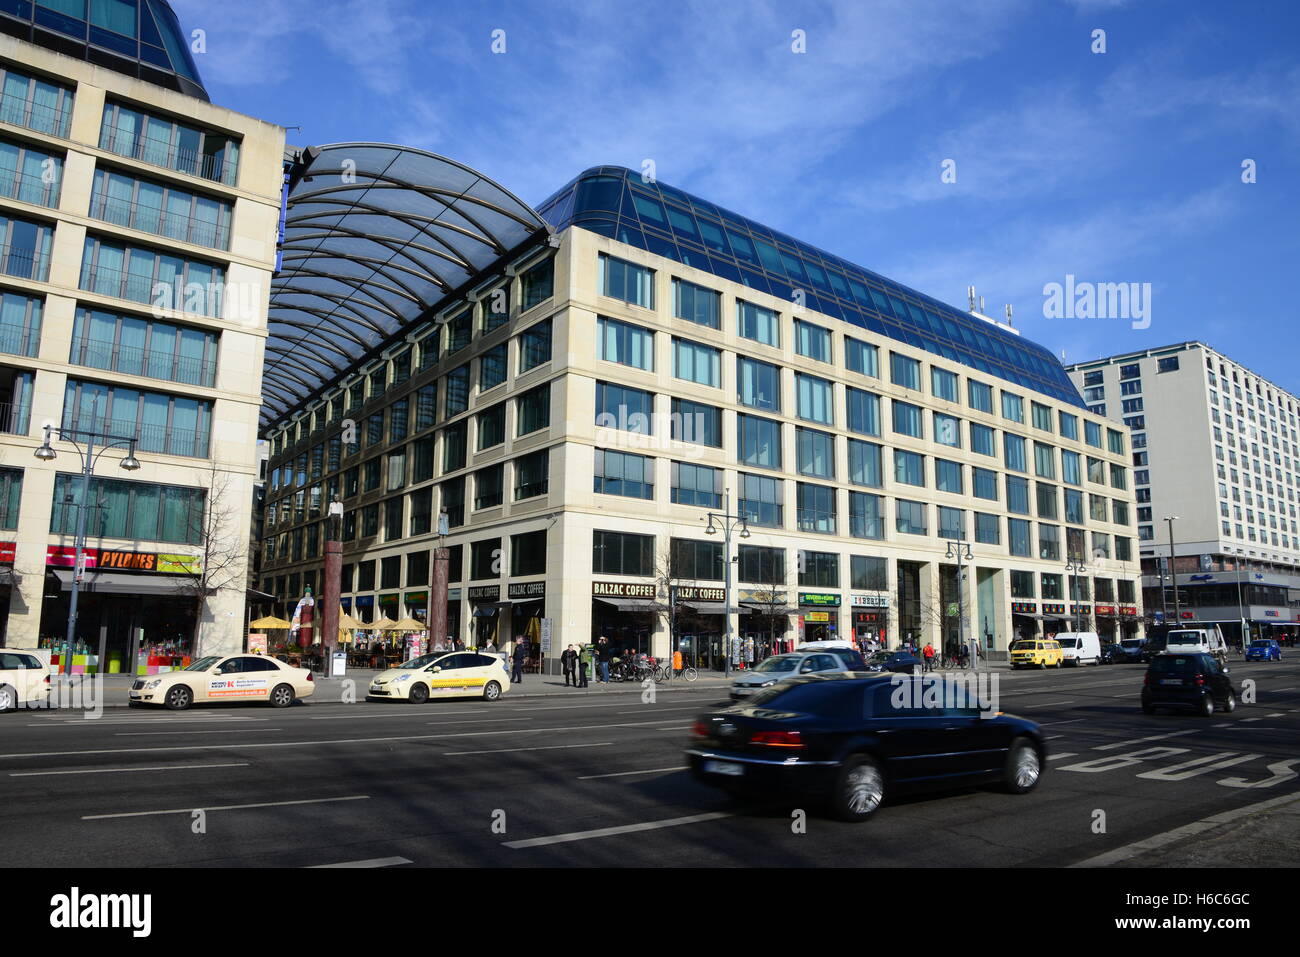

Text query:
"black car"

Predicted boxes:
[[1141, 653, 1238, 716], [862, 650, 922, 674], [686, 673, 1046, 821], [1139, 633, 1169, 663], [1099, 642, 1124, 665]]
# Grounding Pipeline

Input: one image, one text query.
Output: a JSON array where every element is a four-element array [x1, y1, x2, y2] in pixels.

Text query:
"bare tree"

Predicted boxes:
[[175, 460, 247, 658]]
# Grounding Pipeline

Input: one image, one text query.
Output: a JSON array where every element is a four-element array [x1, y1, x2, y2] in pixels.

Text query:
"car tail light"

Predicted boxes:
[[751, 730, 803, 748], [1143, 673, 1150, 686], [1194, 674, 1205, 686], [691, 720, 711, 738], [307, 672, 314, 682], [44, 674, 50, 684]]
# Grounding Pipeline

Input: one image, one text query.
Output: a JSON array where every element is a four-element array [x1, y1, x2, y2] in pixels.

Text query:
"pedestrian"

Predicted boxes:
[[923, 641, 936, 672], [561, 643, 578, 686], [578, 643, 592, 687], [672, 647, 683, 677], [484, 639, 497, 653], [597, 637, 611, 684], [511, 635, 527, 684]]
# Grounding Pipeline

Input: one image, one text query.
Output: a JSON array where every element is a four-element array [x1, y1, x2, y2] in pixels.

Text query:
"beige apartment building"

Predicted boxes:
[[0, 3, 283, 674], [260, 165, 1144, 671]]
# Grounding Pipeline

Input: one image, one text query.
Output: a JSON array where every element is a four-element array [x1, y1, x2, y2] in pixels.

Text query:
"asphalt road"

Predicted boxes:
[[3, 659, 1299, 867]]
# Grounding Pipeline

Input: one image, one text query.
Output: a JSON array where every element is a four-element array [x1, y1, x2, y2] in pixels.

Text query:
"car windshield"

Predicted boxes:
[[755, 656, 799, 673], [397, 653, 445, 669], [1010, 641, 1036, 651], [866, 651, 897, 664], [746, 680, 858, 713], [1166, 632, 1203, 643], [1121, 640, 1143, 649], [1149, 655, 1200, 673], [1057, 638, 1078, 647], [1249, 640, 1270, 648], [185, 656, 222, 672]]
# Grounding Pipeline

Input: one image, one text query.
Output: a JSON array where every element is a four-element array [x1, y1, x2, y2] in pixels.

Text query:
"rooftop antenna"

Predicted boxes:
[[1004, 304, 1014, 327], [967, 285, 977, 312], [1060, 349, 1067, 361], [978, 295, 985, 314]]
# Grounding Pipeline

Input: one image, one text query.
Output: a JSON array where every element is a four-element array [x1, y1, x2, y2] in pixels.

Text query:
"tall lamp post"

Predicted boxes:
[[1163, 516, 1181, 624], [704, 489, 750, 678], [1065, 552, 1088, 633], [944, 538, 974, 669], [34, 398, 141, 675]]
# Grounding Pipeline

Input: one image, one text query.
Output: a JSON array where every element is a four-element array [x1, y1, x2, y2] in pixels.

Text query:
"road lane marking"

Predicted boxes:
[[503, 812, 732, 849], [1094, 730, 1201, 751], [1046, 753, 1077, 761], [445, 742, 613, 756], [1041, 718, 1087, 727], [11, 763, 250, 777], [309, 710, 492, 720], [82, 795, 369, 820], [577, 767, 683, 780], [1218, 759, 1300, 789], [615, 706, 708, 715], [1024, 701, 1076, 708], [115, 729, 279, 736], [1071, 792, 1300, 867], [308, 857, 412, 868], [1135, 752, 1263, 781], [655, 726, 695, 731], [27, 717, 266, 727]]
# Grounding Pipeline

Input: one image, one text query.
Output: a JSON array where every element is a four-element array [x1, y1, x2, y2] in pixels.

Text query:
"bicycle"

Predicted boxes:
[[658, 662, 698, 682]]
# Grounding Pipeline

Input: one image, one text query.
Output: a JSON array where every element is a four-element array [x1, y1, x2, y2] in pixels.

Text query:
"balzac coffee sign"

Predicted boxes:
[[592, 581, 655, 599]]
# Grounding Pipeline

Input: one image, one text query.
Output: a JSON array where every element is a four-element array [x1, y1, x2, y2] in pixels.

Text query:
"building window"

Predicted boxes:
[[797, 482, 836, 533], [931, 367, 958, 402], [517, 383, 550, 435], [845, 338, 878, 377], [673, 338, 720, 387], [846, 387, 880, 436], [599, 253, 654, 308], [967, 380, 993, 413], [671, 461, 721, 508], [593, 529, 654, 576], [889, 353, 920, 390], [738, 356, 781, 411], [384, 498, 403, 540], [385, 449, 406, 491], [445, 365, 470, 417], [1059, 411, 1079, 440], [671, 538, 724, 581], [1007, 476, 1030, 515], [974, 512, 999, 545], [595, 449, 653, 499], [51, 473, 206, 545], [519, 318, 552, 372], [847, 439, 882, 488], [0, 136, 61, 207], [1108, 428, 1126, 454], [892, 400, 923, 438], [598, 316, 654, 370], [1034, 442, 1056, 479], [738, 414, 782, 469], [972, 467, 997, 501], [849, 492, 884, 540], [673, 278, 720, 328], [0, 466, 21, 530], [62, 379, 211, 458], [514, 449, 549, 500], [895, 499, 927, 536], [0, 291, 42, 359], [441, 477, 465, 527], [1039, 524, 1061, 561], [416, 385, 437, 431], [798, 551, 839, 589], [938, 506, 964, 540], [738, 472, 783, 527], [476, 404, 506, 450], [1036, 483, 1058, 520], [936, 458, 963, 494], [89, 168, 232, 250], [470, 538, 501, 579], [480, 344, 507, 392], [737, 300, 779, 347], [0, 64, 74, 138], [739, 544, 785, 584], [79, 235, 221, 315], [796, 373, 833, 424], [796, 428, 835, 479], [1085, 420, 1103, 448], [933, 412, 960, 448], [1004, 433, 1027, 472], [99, 100, 240, 185], [408, 487, 432, 535], [671, 397, 721, 447], [474, 464, 503, 509], [1157, 355, 1180, 373], [520, 258, 553, 310], [595, 381, 653, 434], [1002, 391, 1024, 423], [970, 423, 995, 457], [483, 284, 509, 331], [510, 530, 546, 576], [794, 320, 831, 362], [894, 449, 925, 487], [1008, 519, 1031, 557], [442, 421, 467, 472]]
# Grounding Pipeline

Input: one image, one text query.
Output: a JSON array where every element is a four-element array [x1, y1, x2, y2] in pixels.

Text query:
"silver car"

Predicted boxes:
[[729, 650, 863, 700]]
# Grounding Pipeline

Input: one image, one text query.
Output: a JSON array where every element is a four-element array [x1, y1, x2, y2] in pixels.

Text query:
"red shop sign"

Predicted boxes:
[[0, 542, 15, 565], [46, 546, 99, 568]]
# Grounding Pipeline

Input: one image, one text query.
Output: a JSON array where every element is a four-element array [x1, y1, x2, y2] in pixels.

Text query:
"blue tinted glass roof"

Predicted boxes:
[[537, 166, 1084, 408], [0, 0, 207, 100]]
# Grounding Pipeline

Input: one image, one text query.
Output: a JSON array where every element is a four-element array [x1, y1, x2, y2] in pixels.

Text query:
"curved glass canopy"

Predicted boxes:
[[262, 143, 549, 428], [537, 166, 1085, 407], [0, 0, 207, 99]]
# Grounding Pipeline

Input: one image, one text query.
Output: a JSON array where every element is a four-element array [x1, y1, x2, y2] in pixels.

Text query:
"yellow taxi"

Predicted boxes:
[[1009, 638, 1064, 670], [367, 650, 511, 703], [129, 654, 315, 710]]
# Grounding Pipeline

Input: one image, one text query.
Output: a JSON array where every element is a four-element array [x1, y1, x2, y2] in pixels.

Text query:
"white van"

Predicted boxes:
[[1054, 632, 1101, 666], [1165, 626, 1229, 665]]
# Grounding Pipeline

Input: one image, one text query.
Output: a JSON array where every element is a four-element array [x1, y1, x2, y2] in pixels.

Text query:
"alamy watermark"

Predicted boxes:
[[1042, 274, 1151, 330], [888, 672, 1001, 719]]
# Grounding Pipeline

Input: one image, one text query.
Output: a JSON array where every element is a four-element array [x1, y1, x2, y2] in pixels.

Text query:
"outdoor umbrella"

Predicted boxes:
[[249, 616, 292, 629], [373, 616, 402, 631], [391, 617, 427, 632], [337, 609, 365, 631]]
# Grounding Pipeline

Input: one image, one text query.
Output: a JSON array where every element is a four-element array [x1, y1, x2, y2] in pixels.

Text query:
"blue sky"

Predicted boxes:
[[172, 0, 1300, 395]]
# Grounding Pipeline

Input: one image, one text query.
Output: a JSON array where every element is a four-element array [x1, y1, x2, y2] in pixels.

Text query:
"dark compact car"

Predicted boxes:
[[1139, 633, 1169, 663], [687, 673, 1046, 821], [1114, 638, 1146, 664], [1099, 642, 1125, 665], [861, 650, 922, 674], [1141, 653, 1238, 716]]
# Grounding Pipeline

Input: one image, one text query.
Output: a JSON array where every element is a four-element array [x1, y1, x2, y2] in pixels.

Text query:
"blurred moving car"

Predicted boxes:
[[1141, 652, 1238, 716], [367, 650, 510, 702], [0, 650, 51, 712], [1165, 626, 1229, 666], [1140, 633, 1170, 663], [861, 650, 922, 674], [1114, 638, 1146, 663], [730, 647, 865, 700], [688, 673, 1046, 821], [1245, 639, 1282, 661], [1010, 638, 1064, 669], [130, 654, 314, 710]]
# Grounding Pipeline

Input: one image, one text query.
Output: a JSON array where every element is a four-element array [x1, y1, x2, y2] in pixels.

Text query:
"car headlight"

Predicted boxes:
[[395, 674, 411, 682], [760, 680, 776, 687], [145, 679, 163, 689]]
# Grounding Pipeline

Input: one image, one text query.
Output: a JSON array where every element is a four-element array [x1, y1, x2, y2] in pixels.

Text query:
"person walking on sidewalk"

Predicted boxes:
[[511, 636, 527, 684], [578, 643, 592, 687], [561, 644, 579, 686], [597, 637, 611, 684], [922, 641, 937, 672]]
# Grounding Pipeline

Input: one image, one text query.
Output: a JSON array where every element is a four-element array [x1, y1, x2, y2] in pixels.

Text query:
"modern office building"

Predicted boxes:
[[0, 1, 285, 671], [260, 162, 1143, 671], [1066, 343, 1300, 642]]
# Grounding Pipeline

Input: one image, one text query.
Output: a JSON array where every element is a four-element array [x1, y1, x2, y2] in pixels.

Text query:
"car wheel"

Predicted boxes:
[[1200, 693, 1215, 717], [483, 681, 502, 701], [831, 754, 886, 822], [164, 685, 193, 711], [269, 683, 295, 708], [1222, 692, 1237, 713], [0, 684, 16, 713], [1003, 738, 1041, 793], [408, 682, 429, 705]]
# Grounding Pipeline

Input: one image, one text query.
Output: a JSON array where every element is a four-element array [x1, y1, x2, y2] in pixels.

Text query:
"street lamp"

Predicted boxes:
[[704, 489, 749, 678], [944, 538, 974, 669], [1065, 553, 1088, 633], [35, 397, 141, 675], [1163, 516, 1181, 625]]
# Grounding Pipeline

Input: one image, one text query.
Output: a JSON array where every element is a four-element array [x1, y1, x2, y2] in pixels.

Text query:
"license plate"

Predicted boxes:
[[1160, 678, 1183, 685], [703, 760, 744, 777]]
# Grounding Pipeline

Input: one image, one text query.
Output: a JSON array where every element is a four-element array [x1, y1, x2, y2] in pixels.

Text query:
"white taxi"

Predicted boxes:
[[0, 650, 51, 712], [129, 654, 315, 710], [367, 651, 510, 703]]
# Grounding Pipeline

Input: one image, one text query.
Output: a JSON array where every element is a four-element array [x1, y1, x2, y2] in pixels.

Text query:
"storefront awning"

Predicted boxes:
[[595, 597, 663, 613], [247, 587, 278, 604], [52, 568, 190, 596], [740, 602, 796, 615], [472, 605, 499, 618], [680, 602, 742, 615]]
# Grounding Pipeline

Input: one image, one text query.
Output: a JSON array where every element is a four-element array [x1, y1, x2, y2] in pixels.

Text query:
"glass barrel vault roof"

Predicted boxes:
[[536, 166, 1084, 407], [262, 143, 549, 428]]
